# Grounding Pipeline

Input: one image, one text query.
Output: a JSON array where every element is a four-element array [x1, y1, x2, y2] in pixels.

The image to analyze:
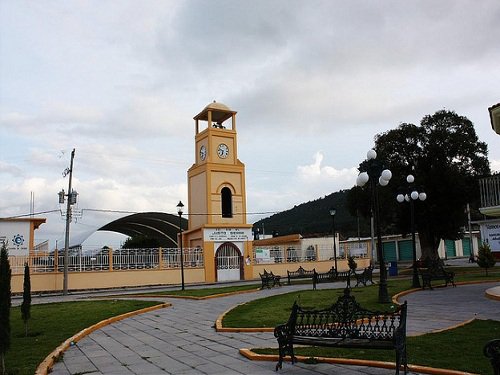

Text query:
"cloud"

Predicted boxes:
[[1, 0, 500, 250], [298, 151, 357, 188]]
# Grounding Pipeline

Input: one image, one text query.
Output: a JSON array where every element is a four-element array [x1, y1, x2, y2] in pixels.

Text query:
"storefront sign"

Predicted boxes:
[[204, 228, 252, 242], [481, 220, 500, 251]]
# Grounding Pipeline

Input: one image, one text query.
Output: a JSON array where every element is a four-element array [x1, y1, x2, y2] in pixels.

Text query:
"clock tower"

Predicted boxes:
[[184, 101, 253, 282]]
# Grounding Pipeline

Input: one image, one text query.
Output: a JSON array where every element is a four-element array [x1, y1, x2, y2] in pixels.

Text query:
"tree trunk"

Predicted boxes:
[[418, 229, 441, 261], [1, 353, 5, 375]]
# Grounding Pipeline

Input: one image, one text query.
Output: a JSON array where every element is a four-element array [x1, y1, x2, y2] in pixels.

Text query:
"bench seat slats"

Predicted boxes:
[[293, 336, 394, 348]]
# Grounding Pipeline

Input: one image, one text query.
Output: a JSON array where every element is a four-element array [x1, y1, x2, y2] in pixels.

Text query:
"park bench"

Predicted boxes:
[[274, 287, 408, 374], [418, 260, 455, 290], [287, 266, 315, 285], [484, 339, 500, 375], [354, 265, 375, 287], [260, 269, 281, 289], [312, 267, 353, 290]]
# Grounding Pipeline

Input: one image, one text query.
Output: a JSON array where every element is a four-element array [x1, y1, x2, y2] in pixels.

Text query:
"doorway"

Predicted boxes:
[[215, 242, 242, 281]]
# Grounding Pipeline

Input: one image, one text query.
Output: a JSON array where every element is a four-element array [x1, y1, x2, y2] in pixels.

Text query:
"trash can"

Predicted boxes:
[[388, 262, 398, 276]]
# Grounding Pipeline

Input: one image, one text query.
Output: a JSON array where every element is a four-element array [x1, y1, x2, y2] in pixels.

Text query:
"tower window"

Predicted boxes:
[[221, 187, 233, 218]]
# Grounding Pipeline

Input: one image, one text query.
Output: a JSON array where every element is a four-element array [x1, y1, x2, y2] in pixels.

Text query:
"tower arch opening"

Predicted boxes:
[[221, 186, 233, 218]]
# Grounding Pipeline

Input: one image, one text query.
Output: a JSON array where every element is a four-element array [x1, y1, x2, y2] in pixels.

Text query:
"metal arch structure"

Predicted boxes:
[[98, 212, 188, 248]]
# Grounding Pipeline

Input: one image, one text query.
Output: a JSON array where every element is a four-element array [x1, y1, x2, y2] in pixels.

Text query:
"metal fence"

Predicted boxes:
[[9, 247, 204, 275], [480, 175, 500, 208], [252, 242, 368, 265]]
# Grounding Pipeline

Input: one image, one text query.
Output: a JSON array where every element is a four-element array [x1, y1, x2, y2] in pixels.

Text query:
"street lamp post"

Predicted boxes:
[[397, 174, 426, 289], [176, 201, 185, 291], [329, 208, 338, 271], [356, 149, 392, 303]]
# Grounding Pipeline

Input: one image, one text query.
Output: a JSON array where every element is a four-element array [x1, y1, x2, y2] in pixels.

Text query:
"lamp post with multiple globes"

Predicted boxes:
[[356, 149, 392, 303], [397, 174, 426, 289]]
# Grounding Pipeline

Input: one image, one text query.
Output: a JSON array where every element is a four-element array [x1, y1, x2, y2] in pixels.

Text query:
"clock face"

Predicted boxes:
[[200, 145, 207, 161], [217, 143, 229, 158]]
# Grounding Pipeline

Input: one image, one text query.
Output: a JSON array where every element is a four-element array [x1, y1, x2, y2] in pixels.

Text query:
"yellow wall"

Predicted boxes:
[[251, 258, 371, 280], [203, 242, 216, 283], [11, 269, 206, 294], [188, 171, 207, 229]]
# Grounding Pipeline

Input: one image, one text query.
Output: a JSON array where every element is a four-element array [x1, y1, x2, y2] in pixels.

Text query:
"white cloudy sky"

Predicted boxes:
[[1, 0, 499, 249]]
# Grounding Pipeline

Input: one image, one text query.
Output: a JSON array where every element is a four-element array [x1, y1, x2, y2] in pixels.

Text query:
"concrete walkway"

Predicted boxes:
[[36, 281, 499, 375]]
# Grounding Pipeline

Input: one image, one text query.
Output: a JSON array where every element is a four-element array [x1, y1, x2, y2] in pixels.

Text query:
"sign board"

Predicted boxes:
[[204, 228, 252, 242], [254, 248, 272, 263], [0, 221, 30, 256], [481, 220, 500, 251]]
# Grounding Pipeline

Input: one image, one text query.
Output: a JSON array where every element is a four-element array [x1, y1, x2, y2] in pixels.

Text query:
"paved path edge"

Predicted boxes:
[[34, 302, 170, 375]]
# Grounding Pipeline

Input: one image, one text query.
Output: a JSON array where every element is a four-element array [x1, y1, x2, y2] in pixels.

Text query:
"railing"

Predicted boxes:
[[8, 247, 204, 275], [480, 175, 500, 208], [252, 242, 368, 265]]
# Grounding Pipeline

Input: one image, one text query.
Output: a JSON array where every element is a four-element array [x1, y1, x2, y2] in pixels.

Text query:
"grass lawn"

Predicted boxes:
[[254, 319, 500, 375], [223, 280, 409, 328], [5, 300, 160, 375]]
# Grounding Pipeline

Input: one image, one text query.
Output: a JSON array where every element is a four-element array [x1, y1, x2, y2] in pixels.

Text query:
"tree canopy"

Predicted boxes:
[[350, 110, 490, 259]]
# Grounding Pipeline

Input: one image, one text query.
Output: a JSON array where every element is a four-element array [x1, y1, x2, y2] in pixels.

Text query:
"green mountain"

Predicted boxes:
[[252, 190, 371, 239]]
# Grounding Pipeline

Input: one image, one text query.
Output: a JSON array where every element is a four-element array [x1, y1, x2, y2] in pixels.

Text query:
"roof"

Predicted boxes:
[[194, 101, 237, 123], [0, 217, 46, 230], [489, 103, 500, 135], [98, 212, 188, 248], [253, 234, 302, 246]]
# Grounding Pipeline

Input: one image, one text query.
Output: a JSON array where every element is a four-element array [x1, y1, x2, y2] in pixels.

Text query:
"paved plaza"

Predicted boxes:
[[19, 280, 500, 375]]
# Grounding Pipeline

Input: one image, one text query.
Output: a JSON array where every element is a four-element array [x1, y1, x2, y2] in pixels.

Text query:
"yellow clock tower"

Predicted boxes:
[[183, 101, 253, 282]]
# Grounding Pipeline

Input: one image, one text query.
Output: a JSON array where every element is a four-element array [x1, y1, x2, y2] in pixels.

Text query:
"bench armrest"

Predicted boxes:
[[274, 323, 292, 343]]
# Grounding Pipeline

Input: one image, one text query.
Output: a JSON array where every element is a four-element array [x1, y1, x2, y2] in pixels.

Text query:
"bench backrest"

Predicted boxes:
[[288, 288, 407, 340], [288, 266, 315, 276]]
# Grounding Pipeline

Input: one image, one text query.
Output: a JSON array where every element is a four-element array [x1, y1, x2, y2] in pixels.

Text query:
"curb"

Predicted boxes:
[[485, 286, 500, 301], [104, 287, 260, 300], [34, 302, 170, 375], [238, 348, 479, 375], [215, 301, 274, 332]]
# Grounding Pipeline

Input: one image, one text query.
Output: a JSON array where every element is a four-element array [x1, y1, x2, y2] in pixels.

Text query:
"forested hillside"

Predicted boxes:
[[252, 190, 371, 239]]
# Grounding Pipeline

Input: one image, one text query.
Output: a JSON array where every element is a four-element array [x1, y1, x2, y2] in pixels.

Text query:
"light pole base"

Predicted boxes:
[[412, 264, 421, 289], [378, 265, 391, 304]]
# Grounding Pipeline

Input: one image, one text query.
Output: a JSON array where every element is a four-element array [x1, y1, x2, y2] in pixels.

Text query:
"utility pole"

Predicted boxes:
[[63, 149, 75, 295]]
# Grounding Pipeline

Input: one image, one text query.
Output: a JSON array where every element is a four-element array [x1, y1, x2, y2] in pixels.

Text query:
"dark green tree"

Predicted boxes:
[[347, 256, 358, 273], [0, 244, 11, 375], [122, 235, 160, 249], [477, 242, 496, 276], [21, 263, 31, 337], [350, 110, 490, 260]]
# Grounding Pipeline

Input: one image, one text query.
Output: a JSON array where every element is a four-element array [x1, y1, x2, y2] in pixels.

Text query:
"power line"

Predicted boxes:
[[2, 210, 60, 219], [2, 208, 281, 219]]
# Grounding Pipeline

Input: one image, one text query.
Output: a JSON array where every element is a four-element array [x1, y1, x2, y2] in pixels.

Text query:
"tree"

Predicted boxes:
[[347, 256, 358, 273], [477, 242, 496, 275], [351, 110, 490, 260], [122, 235, 160, 249], [0, 244, 11, 375], [21, 263, 31, 337]]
